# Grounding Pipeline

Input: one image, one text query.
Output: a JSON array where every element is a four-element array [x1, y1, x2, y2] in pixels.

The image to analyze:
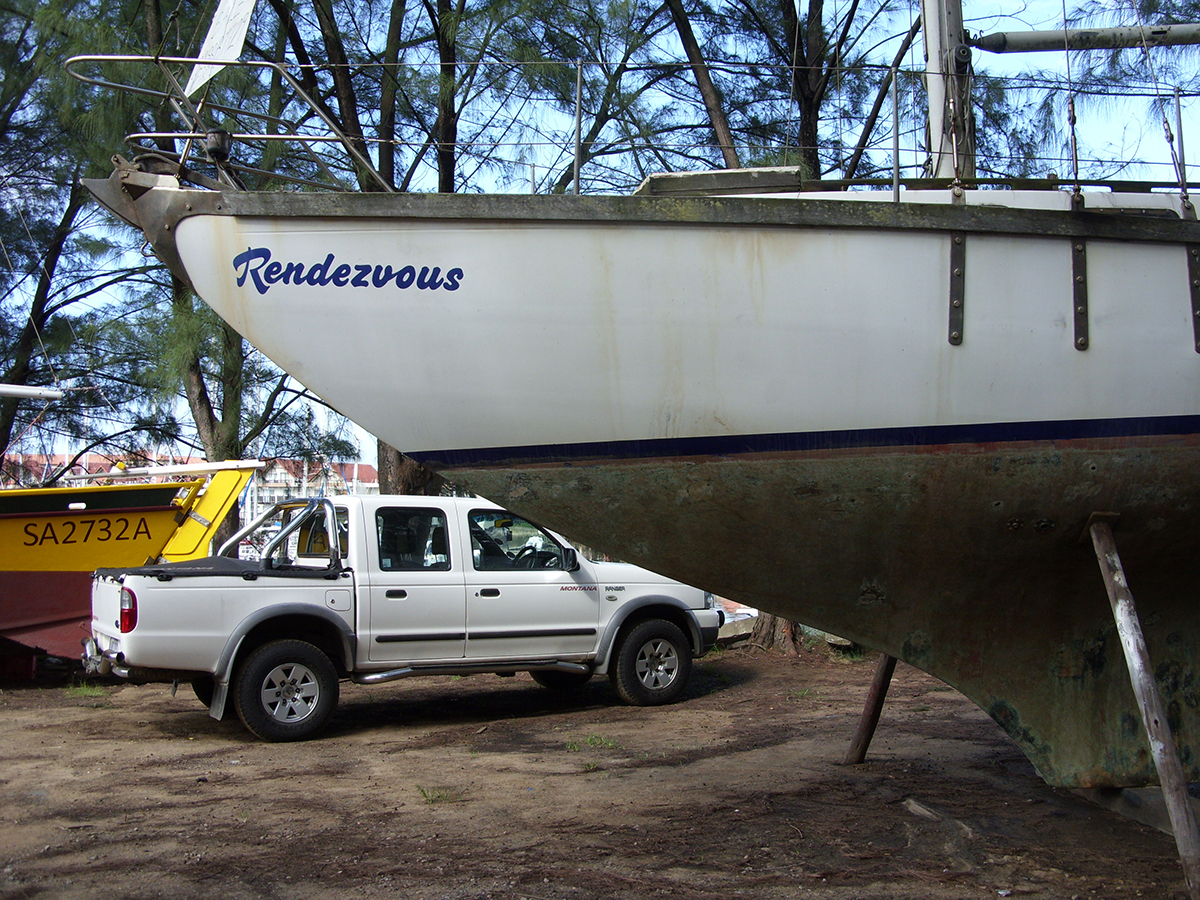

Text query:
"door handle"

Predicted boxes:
[[386, 589, 407, 599], [478, 588, 500, 598]]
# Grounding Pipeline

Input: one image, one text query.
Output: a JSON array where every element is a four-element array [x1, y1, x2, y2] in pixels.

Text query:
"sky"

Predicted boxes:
[[963, 0, 1198, 182]]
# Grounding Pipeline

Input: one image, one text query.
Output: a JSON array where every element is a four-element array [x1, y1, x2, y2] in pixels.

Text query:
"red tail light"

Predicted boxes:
[[119, 587, 138, 633]]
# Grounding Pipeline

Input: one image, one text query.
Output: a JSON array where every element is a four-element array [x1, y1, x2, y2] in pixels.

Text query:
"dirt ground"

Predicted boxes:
[[0, 643, 1188, 900]]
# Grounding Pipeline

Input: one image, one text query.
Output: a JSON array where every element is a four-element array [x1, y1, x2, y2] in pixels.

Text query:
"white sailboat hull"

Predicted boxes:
[[85, 170, 1200, 787], [179, 195, 1196, 457]]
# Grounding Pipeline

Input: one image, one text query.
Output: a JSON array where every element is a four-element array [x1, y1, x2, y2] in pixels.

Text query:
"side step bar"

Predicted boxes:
[[353, 660, 590, 686]]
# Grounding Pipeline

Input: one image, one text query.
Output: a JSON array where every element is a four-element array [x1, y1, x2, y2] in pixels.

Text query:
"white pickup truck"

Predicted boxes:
[[84, 495, 723, 741]]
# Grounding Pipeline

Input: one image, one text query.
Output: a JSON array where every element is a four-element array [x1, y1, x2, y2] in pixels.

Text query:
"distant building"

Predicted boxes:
[[245, 459, 378, 521]]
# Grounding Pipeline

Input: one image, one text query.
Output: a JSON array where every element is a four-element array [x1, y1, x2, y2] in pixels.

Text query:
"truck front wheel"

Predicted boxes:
[[233, 640, 339, 742], [609, 619, 691, 706]]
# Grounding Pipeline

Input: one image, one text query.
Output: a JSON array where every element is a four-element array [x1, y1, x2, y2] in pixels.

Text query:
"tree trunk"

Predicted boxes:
[[378, 0, 408, 188], [777, 0, 844, 181], [377, 439, 444, 495], [0, 181, 85, 453], [664, 0, 740, 168], [432, 0, 459, 193], [312, 0, 376, 189], [750, 612, 807, 655], [170, 279, 247, 552]]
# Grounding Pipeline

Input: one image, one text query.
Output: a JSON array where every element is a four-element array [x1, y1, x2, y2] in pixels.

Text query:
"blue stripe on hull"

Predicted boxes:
[[414, 414, 1200, 469]]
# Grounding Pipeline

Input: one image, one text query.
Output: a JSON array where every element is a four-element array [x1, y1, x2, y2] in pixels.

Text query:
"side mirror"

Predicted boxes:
[[562, 547, 580, 572]]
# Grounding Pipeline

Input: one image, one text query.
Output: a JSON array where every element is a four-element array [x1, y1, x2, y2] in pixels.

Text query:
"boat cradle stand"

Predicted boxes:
[[841, 513, 1200, 899]]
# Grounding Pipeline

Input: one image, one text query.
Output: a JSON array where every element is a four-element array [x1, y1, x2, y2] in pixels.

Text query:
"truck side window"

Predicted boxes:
[[376, 508, 450, 571], [469, 509, 565, 571], [295, 508, 349, 561]]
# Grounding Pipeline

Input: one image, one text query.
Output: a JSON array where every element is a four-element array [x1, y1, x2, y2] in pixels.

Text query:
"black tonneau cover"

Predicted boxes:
[[96, 555, 343, 580]]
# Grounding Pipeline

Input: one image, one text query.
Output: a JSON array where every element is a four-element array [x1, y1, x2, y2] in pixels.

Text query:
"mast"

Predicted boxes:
[[0, 385, 64, 400], [973, 23, 1200, 54], [921, 0, 975, 180]]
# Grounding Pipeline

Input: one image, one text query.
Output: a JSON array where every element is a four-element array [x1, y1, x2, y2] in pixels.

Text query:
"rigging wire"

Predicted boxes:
[[1060, 0, 1081, 195], [908, 0, 919, 179], [0, 232, 29, 305], [1130, 1, 1189, 203], [64, 313, 120, 418], [1, 208, 124, 460], [835, 0, 844, 176], [3, 401, 61, 459], [0, 225, 65, 457], [181, 0, 217, 56]]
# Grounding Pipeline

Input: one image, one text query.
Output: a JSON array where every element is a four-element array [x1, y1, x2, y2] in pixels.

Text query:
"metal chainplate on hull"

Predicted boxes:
[[438, 436, 1200, 789]]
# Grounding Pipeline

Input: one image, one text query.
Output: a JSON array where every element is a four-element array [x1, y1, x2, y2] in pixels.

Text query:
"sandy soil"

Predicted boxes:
[[0, 644, 1187, 900]]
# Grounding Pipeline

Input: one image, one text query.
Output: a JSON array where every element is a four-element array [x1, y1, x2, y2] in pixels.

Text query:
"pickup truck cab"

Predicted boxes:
[[84, 495, 723, 741]]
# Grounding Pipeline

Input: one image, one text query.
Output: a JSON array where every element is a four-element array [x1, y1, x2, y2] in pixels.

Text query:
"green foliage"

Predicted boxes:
[[64, 680, 108, 698], [417, 784, 467, 802], [1, 0, 365, 471], [566, 733, 620, 751]]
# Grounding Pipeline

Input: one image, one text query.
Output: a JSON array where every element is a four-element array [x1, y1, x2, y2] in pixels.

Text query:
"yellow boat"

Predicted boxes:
[[0, 461, 261, 660]]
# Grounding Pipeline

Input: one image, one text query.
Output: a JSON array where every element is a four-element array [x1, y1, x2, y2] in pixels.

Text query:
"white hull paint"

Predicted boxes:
[[180, 192, 1196, 458]]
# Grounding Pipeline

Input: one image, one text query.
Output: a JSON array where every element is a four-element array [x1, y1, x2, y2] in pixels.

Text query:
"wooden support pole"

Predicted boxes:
[[844, 653, 898, 765], [1089, 520, 1200, 900]]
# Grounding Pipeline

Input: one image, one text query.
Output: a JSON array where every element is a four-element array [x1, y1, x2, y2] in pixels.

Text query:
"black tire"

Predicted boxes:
[[530, 669, 593, 691], [609, 619, 692, 706], [191, 675, 215, 707], [232, 640, 339, 742]]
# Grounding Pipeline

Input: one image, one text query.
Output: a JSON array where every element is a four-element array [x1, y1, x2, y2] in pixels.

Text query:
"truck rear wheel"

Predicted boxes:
[[609, 619, 691, 706], [232, 639, 339, 742]]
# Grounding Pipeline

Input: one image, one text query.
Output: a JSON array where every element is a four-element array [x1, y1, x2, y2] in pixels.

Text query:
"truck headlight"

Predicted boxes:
[[703, 592, 715, 609]]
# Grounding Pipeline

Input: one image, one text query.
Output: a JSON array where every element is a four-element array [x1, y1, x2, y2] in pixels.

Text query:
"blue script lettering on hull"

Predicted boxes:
[[233, 247, 464, 295]]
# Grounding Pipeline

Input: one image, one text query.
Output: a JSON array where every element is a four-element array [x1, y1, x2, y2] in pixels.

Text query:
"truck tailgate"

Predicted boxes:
[[90, 573, 125, 643]]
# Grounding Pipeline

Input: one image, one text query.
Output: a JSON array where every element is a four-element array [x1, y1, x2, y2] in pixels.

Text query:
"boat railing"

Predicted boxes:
[[67, 53, 1196, 197], [634, 172, 1200, 197], [60, 459, 265, 483], [66, 54, 391, 194]]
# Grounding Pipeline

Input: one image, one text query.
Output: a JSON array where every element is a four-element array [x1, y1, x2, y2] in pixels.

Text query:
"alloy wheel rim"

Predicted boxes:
[[635, 638, 679, 690], [260, 663, 320, 722]]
